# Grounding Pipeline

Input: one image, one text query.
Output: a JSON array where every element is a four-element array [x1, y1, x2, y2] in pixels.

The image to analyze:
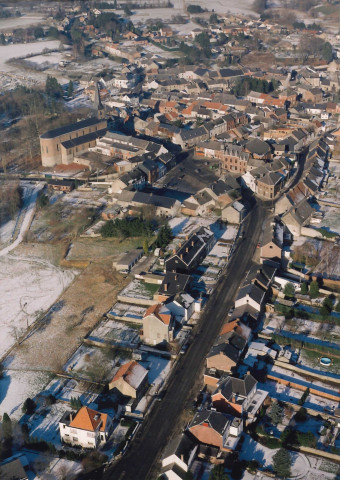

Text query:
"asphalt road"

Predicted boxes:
[[102, 199, 267, 480]]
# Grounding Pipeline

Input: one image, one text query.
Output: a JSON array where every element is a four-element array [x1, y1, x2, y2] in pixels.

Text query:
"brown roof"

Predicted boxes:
[[219, 319, 239, 336], [144, 303, 171, 325], [111, 360, 137, 383], [69, 406, 108, 432]]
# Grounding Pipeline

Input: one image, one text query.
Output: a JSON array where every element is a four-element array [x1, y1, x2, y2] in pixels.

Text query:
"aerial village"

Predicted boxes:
[[0, 0, 340, 479]]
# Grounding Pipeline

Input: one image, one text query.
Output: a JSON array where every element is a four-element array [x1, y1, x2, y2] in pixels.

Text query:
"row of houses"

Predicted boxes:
[[161, 262, 278, 477]]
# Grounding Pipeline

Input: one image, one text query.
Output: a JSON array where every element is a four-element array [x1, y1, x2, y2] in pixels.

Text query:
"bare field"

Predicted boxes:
[[67, 236, 150, 263], [30, 203, 96, 243], [8, 262, 129, 371]]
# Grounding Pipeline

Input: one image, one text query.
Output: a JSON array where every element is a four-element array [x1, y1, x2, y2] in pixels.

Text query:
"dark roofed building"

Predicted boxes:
[[188, 409, 242, 452], [235, 282, 266, 312], [156, 272, 191, 301], [206, 342, 240, 373], [165, 227, 214, 274], [48, 179, 75, 192], [212, 374, 257, 415], [245, 138, 271, 159]]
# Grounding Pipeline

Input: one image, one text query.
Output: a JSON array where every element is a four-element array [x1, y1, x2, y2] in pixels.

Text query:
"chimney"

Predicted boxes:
[[175, 274, 178, 280], [232, 395, 236, 403], [180, 254, 183, 260], [186, 247, 189, 253], [185, 234, 189, 240], [173, 249, 176, 254], [191, 240, 194, 247], [164, 283, 168, 292], [70, 413, 73, 421]]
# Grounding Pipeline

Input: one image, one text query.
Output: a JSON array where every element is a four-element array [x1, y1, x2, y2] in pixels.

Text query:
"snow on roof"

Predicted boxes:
[[111, 360, 148, 389], [232, 200, 244, 212]]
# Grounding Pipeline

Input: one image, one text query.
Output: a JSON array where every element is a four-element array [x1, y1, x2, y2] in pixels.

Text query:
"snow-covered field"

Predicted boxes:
[[0, 218, 15, 245], [24, 51, 65, 68], [0, 367, 51, 420], [0, 254, 76, 358], [0, 15, 44, 31], [0, 40, 62, 72]]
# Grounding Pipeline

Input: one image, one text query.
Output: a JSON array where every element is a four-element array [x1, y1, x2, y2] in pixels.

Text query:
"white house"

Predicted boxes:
[[167, 293, 195, 323], [161, 434, 197, 480], [241, 171, 257, 192], [234, 283, 266, 312], [222, 201, 246, 224], [59, 407, 113, 449]]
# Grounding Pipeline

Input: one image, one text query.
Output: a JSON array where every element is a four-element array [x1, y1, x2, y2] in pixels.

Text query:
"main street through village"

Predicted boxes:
[[102, 143, 313, 480], [103, 198, 267, 480]]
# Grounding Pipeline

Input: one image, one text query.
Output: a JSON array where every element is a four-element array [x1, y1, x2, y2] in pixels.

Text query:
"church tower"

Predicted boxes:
[[94, 82, 105, 119]]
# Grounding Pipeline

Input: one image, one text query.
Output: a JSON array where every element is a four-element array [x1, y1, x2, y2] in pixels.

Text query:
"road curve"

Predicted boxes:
[[102, 200, 267, 480]]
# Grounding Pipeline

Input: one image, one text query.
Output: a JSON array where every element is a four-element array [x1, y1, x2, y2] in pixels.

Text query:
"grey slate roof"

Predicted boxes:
[[245, 138, 271, 156], [207, 342, 240, 363], [61, 129, 107, 149], [158, 272, 191, 296], [40, 117, 104, 139], [190, 409, 229, 435], [216, 374, 257, 401], [236, 283, 265, 306]]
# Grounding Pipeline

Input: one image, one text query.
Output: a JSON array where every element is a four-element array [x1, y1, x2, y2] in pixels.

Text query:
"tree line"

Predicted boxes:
[[231, 77, 280, 96]]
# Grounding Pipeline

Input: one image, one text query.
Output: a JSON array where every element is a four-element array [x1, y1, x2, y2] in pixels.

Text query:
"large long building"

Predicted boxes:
[[40, 117, 107, 167]]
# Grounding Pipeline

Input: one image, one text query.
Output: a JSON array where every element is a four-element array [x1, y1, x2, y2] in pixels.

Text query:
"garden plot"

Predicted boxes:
[[259, 380, 339, 414], [43, 376, 101, 406], [18, 451, 83, 480], [109, 302, 147, 323], [25, 402, 70, 447], [239, 435, 319, 478], [0, 254, 76, 358], [319, 207, 340, 234], [118, 279, 159, 302], [298, 349, 340, 376], [87, 318, 140, 348], [63, 344, 120, 384], [265, 314, 340, 341], [0, 366, 52, 420]]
